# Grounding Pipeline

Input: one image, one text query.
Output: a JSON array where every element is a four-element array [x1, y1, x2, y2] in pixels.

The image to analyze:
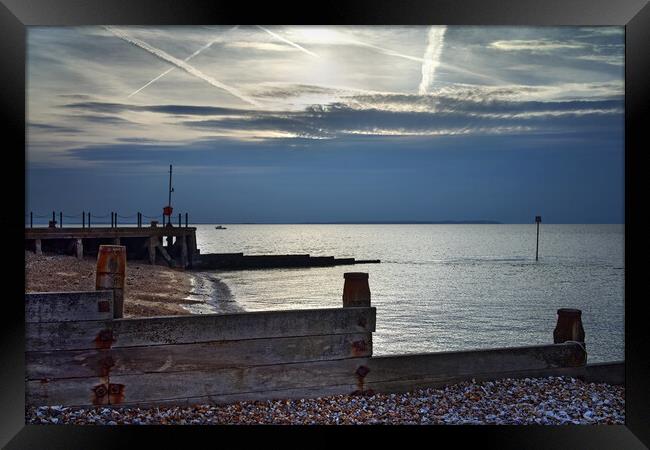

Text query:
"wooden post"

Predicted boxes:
[[30, 212, 33, 228], [535, 215, 542, 261], [88, 211, 91, 229], [180, 235, 188, 268], [34, 239, 42, 255], [178, 213, 181, 228], [185, 213, 188, 228], [96, 245, 126, 318], [75, 238, 83, 260], [59, 212, 63, 228], [114, 212, 118, 228], [187, 232, 197, 266], [148, 236, 156, 265], [82, 211, 85, 229], [553, 308, 585, 348], [342, 272, 371, 307]]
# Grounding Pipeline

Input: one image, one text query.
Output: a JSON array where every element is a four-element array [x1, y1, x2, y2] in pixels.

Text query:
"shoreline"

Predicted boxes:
[[184, 271, 243, 314]]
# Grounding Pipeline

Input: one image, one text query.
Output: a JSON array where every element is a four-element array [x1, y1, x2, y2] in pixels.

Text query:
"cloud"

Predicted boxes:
[[575, 54, 624, 66], [489, 40, 586, 52], [578, 27, 624, 37], [180, 94, 623, 139], [73, 114, 135, 125], [63, 101, 251, 116], [59, 78, 623, 142], [29, 123, 81, 133]]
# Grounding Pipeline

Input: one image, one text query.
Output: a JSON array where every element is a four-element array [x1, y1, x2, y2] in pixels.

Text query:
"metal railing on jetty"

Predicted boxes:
[[26, 211, 191, 229]]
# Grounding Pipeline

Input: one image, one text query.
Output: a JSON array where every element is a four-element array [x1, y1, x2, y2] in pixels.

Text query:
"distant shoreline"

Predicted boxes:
[[217, 220, 504, 225]]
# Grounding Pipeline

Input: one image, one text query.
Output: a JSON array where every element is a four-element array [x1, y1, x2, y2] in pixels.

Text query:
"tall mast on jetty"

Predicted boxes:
[[168, 164, 173, 209], [163, 164, 174, 226]]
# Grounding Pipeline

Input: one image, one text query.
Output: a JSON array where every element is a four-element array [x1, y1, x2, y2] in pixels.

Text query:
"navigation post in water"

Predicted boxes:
[[535, 215, 542, 261]]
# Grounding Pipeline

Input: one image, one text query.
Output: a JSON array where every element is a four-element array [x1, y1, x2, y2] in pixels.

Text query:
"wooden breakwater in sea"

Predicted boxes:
[[24, 226, 380, 270], [191, 252, 380, 270], [24, 285, 619, 408]]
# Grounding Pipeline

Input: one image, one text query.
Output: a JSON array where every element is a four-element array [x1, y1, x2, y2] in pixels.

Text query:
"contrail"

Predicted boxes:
[[256, 25, 319, 57], [105, 26, 259, 106], [128, 25, 240, 98], [348, 39, 424, 63], [418, 26, 447, 94], [349, 37, 498, 84]]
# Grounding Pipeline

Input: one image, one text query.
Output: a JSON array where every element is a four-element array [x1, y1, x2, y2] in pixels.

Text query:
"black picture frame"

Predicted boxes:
[[1, 0, 647, 447]]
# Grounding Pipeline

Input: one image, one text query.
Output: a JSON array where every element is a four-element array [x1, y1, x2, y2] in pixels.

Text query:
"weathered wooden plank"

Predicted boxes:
[[123, 365, 586, 408], [364, 366, 587, 394], [26, 332, 373, 379], [26, 320, 111, 352], [25, 343, 588, 408], [88, 384, 363, 408], [365, 343, 586, 382], [361, 342, 586, 394], [26, 307, 376, 351], [25, 291, 114, 323], [582, 361, 624, 385], [26, 357, 371, 407], [26, 375, 110, 407]]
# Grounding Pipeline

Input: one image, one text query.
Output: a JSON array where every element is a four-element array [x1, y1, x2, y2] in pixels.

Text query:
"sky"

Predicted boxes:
[[26, 26, 624, 223]]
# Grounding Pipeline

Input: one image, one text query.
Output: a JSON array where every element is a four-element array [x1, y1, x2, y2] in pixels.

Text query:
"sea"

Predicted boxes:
[[188, 224, 624, 363]]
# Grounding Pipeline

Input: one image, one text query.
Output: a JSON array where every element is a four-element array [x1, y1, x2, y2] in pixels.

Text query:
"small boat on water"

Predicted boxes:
[[215, 225, 227, 229]]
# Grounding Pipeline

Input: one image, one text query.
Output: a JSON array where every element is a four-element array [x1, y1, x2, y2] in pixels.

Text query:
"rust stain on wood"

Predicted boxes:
[[97, 355, 115, 377], [92, 383, 109, 405], [353, 365, 370, 395], [108, 383, 125, 404], [351, 339, 368, 356], [94, 329, 115, 349], [97, 300, 110, 313]]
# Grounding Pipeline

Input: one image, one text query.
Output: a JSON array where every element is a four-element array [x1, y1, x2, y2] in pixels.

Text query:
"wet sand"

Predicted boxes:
[[25, 252, 211, 317]]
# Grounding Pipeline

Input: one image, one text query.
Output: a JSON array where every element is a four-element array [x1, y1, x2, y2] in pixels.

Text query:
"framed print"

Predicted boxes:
[[1, 0, 648, 447]]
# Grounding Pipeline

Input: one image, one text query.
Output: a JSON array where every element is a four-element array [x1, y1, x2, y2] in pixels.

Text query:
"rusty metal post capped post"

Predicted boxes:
[[553, 308, 585, 347], [343, 272, 371, 307], [96, 245, 126, 318]]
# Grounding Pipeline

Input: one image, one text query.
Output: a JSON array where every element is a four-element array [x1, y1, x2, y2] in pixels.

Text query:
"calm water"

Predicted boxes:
[[192, 224, 624, 363]]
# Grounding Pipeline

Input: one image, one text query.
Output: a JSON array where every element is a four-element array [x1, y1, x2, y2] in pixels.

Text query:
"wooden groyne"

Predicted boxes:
[[24, 226, 381, 270], [24, 273, 620, 408], [192, 252, 380, 270]]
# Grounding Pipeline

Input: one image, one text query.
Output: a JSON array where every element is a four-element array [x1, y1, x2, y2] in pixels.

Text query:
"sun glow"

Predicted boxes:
[[289, 27, 345, 44]]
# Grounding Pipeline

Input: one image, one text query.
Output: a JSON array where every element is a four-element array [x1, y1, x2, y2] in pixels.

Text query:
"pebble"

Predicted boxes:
[[25, 377, 624, 425]]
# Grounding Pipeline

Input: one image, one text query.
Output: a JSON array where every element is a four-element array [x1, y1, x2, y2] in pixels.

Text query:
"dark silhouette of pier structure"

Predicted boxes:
[[25, 213, 380, 270]]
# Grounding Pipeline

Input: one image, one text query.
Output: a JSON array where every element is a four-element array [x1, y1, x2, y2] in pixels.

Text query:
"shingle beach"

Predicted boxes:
[[26, 377, 624, 425]]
